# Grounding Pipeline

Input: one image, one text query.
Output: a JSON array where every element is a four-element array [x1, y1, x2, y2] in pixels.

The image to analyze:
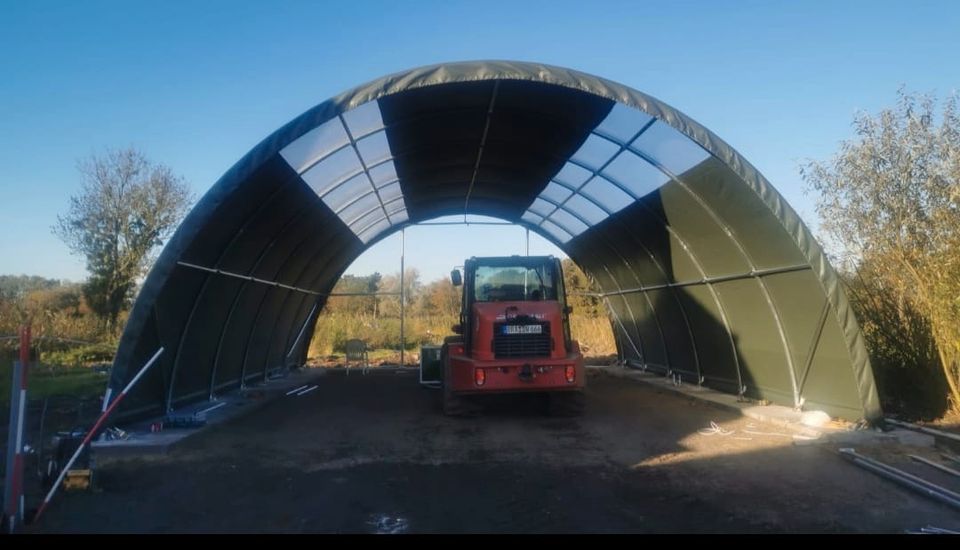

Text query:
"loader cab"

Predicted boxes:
[[451, 256, 573, 356]]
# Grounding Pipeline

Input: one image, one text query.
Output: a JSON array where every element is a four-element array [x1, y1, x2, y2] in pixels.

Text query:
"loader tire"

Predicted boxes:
[[441, 340, 477, 417]]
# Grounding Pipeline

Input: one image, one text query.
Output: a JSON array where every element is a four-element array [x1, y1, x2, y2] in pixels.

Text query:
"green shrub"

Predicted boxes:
[[42, 342, 115, 368]]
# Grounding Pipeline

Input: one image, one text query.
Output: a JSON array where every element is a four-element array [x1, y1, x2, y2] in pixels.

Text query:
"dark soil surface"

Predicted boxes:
[[30, 369, 960, 533]]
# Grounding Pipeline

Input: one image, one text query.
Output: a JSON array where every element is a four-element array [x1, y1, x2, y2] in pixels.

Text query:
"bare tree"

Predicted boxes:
[[418, 279, 461, 318], [378, 268, 421, 318], [54, 148, 193, 331], [801, 89, 960, 411]]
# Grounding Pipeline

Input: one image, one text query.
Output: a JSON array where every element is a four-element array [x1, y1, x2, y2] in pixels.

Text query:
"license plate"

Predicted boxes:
[[502, 324, 542, 335]]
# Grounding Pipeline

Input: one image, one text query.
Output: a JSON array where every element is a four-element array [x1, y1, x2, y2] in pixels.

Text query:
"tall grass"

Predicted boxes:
[[308, 312, 615, 359], [569, 315, 616, 356]]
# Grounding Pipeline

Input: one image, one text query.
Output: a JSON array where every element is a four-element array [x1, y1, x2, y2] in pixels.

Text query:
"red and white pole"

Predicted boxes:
[[33, 346, 164, 523], [3, 325, 31, 533]]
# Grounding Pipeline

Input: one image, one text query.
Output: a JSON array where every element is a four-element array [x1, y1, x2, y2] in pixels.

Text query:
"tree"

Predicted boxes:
[[843, 260, 947, 418], [366, 271, 382, 318], [0, 276, 65, 332], [801, 89, 960, 411], [54, 148, 193, 331], [0, 275, 61, 301], [324, 273, 382, 317], [377, 268, 421, 318], [418, 279, 461, 318]]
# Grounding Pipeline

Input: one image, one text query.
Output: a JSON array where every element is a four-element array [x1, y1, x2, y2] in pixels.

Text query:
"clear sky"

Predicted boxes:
[[2, 0, 958, 283]]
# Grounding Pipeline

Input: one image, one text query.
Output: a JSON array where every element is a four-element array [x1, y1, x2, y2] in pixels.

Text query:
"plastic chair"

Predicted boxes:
[[344, 339, 369, 375]]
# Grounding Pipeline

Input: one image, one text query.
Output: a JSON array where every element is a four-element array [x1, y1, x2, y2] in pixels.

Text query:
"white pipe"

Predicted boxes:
[[839, 448, 960, 510], [886, 418, 960, 443], [296, 385, 319, 396], [195, 402, 227, 417], [287, 303, 319, 358], [909, 455, 960, 478]]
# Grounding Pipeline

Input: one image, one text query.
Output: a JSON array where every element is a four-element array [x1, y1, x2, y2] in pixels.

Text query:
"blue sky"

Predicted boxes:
[[2, 0, 958, 283]]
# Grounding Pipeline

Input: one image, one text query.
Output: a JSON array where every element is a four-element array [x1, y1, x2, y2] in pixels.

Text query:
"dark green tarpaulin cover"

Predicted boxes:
[[107, 61, 881, 422]]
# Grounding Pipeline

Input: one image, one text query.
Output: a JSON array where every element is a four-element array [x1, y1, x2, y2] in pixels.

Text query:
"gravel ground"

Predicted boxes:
[[29, 368, 960, 533]]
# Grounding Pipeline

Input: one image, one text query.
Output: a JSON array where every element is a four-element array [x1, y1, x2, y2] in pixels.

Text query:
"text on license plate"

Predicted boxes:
[[502, 325, 543, 335]]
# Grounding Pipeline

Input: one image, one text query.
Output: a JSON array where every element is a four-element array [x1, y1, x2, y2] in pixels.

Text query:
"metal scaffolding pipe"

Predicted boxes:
[[177, 262, 401, 298], [909, 455, 960, 478], [599, 264, 812, 297], [838, 448, 960, 510]]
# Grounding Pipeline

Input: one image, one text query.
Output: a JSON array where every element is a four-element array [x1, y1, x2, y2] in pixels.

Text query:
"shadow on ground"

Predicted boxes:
[[30, 370, 960, 533]]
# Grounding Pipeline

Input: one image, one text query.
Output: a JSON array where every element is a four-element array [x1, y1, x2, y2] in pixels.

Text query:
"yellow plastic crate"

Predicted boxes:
[[63, 469, 92, 491]]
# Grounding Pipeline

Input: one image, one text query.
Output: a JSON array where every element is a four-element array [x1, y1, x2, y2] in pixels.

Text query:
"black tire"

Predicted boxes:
[[546, 390, 585, 417], [440, 335, 463, 388], [440, 339, 476, 417]]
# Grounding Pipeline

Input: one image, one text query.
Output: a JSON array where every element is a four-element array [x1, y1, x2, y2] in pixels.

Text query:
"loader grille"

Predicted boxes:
[[493, 321, 551, 358]]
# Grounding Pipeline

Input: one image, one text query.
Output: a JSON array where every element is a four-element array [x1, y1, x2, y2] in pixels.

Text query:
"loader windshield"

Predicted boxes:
[[473, 262, 558, 302]]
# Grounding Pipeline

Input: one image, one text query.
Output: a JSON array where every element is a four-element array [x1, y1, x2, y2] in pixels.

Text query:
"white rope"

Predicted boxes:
[[698, 420, 811, 441], [698, 421, 735, 436]]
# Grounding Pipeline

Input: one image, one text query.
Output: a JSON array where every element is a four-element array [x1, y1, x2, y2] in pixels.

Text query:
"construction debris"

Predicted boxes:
[[102, 427, 129, 441], [839, 448, 960, 511], [163, 415, 206, 429], [885, 418, 960, 445]]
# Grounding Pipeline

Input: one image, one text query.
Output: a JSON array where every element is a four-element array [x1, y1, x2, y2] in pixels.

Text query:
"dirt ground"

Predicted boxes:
[[30, 369, 960, 533]]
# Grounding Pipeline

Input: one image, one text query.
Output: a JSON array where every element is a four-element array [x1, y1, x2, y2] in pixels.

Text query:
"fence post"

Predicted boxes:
[[4, 325, 31, 533]]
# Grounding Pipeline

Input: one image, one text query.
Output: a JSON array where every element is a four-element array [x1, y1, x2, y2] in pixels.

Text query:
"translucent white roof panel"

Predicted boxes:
[[369, 161, 398, 187], [540, 219, 573, 244], [594, 103, 654, 144], [540, 181, 573, 204], [581, 176, 633, 214], [378, 181, 403, 203], [602, 150, 670, 199], [284, 99, 410, 243], [279, 117, 350, 175], [388, 208, 408, 225], [631, 121, 711, 176], [563, 193, 607, 225], [548, 207, 590, 236], [342, 100, 385, 139], [323, 172, 371, 212], [570, 133, 620, 171], [302, 146, 363, 196], [523, 109, 666, 239], [521, 211, 543, 225], [384, 197, 406, 215], [554, 162, 592, 188], [357, 217, 392, 244], [356, 131, 392, 167], [349, 208, 387, 234], [528, 197, 556, 217], [337, 192, 381, 224]]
